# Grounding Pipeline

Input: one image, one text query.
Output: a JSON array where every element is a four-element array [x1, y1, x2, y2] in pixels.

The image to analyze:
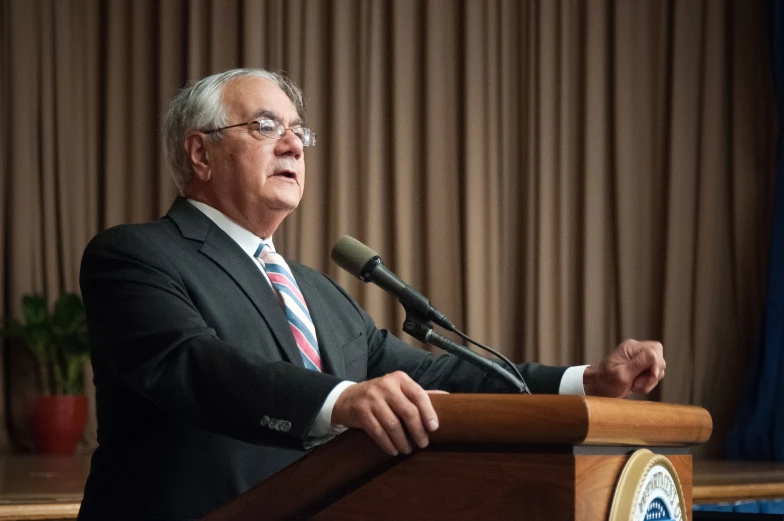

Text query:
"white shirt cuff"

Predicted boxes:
[[308, 380, 355, 438], [559, 365, 589, 395]]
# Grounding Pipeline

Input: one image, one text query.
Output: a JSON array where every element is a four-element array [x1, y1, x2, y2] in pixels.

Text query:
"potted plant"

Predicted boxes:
[[2, 293, 90, 454]]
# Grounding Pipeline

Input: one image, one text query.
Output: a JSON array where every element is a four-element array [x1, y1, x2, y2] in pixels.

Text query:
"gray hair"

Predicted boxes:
[[162, 68, 306, 195]]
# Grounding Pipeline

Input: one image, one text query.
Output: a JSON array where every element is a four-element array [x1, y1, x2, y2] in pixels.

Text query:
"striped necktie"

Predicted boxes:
[[254, 243, 322, 372]]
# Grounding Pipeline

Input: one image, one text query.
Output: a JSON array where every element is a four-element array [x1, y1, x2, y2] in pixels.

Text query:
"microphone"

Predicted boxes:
[[330, 235, 529, 393], [331, 236, 456, 331]]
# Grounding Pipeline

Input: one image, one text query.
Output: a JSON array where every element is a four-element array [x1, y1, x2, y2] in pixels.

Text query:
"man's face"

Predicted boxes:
[[205, 76, 306, 221]]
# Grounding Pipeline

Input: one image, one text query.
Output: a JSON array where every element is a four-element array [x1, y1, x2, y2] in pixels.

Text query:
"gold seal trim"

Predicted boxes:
[[608, 449, 687, 521]]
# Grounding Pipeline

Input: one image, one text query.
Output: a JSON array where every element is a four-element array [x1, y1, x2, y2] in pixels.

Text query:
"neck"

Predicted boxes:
[[186, 193, 289, 239]]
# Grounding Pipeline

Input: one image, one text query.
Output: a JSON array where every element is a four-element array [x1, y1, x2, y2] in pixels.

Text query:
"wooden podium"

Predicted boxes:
[[203, 395, 712, 521]]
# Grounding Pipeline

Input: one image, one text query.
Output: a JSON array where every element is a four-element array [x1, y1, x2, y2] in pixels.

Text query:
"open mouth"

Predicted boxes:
[[273, 170, 297, 181]]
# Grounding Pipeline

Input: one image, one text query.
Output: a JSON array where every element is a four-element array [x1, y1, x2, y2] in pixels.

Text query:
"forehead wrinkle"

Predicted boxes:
[[225, 77, 302, 125]]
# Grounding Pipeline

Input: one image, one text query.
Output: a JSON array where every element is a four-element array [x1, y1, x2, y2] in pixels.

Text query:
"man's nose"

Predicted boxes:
[[276, 129, 304, 157]]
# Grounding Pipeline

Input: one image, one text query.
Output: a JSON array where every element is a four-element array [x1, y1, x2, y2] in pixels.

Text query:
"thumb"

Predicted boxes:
[[630, 371, 658, 394]]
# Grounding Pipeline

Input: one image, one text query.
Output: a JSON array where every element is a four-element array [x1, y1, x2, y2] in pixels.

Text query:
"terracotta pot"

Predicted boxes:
[[29, 395, 88, 454]]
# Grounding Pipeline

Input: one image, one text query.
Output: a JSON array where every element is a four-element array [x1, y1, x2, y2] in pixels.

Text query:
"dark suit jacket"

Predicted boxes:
[[77, 197, 567, 521]]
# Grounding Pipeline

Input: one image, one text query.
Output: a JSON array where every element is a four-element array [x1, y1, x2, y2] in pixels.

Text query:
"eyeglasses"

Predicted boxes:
[[202, 118, 317, 147]]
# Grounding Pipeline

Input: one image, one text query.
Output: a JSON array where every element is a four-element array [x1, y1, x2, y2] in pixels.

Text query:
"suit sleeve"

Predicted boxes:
[[323, 277, 568, 394], [81, 227, 343, 447]]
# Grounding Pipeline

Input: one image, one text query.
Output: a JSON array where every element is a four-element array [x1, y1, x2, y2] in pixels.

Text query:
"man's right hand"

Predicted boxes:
[[331, 371, 440, 456]]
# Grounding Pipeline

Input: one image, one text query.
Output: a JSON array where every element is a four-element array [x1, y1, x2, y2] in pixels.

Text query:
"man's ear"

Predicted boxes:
[[184, 131, 211, 182]]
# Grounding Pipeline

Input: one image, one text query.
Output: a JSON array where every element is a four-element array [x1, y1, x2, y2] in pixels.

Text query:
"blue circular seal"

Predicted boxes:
[[609, 449, 686, 521]]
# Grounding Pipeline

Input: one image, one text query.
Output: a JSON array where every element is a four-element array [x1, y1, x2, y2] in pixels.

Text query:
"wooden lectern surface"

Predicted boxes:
[[204, 394, 711, 521], [0, 396, 715, 520], [429, 394, 712, 446]]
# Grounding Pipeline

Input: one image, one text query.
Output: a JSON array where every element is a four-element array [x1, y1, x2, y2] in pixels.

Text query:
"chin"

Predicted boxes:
[[266, 195, 302, 212]]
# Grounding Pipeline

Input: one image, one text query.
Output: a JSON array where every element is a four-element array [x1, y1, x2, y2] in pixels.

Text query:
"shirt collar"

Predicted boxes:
[[186, 199, 275, 257]]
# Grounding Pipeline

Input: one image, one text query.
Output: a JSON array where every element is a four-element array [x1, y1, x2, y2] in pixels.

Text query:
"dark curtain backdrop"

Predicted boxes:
[[727, 0, 784, 462], [0, 0, 778, 457]]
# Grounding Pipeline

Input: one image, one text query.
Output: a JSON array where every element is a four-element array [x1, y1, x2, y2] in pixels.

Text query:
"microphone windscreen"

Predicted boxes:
[[331, 235, 380, 278]]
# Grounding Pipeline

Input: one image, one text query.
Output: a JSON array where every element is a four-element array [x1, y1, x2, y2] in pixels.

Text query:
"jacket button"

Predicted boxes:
[[260, 415, 270, 427], [281, 421, 291, 432]]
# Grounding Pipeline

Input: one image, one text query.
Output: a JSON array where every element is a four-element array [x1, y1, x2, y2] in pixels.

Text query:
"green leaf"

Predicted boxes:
[[27, 330, 51, 362], [22, 295, 48, 327], [2, 292, 90, 396], [64, 356, 88, 395], [60, 333, 89, 358], [52, 293, 86, 333]]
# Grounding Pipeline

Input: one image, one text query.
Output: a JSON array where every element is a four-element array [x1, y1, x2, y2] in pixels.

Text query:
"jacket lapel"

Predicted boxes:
[[167, 198, 303, 367]]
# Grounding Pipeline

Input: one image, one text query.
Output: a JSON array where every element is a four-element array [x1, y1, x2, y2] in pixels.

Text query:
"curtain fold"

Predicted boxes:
[[0, 0, 777, 457], [726, 0, 784, 461]]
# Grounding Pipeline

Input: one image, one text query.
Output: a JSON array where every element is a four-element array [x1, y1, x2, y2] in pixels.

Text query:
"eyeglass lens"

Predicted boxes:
[[255, 119, 315, 147]]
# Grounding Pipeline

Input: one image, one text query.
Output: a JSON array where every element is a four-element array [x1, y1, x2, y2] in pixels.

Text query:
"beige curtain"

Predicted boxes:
[[0, 0, 777, 457]]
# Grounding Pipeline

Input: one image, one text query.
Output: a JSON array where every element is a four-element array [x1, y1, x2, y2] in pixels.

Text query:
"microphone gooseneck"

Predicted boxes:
[[331, 235, 530, 394]]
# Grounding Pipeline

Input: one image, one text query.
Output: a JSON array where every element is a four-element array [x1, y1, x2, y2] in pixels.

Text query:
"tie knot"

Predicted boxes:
[[255, 242, 275, 261]]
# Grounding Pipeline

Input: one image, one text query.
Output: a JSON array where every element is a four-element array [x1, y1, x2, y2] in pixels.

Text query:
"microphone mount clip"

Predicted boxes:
[[401, 308, 528, 394]]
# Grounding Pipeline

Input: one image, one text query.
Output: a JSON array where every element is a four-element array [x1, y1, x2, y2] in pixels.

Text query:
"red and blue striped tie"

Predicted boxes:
[[255, 243, 322, 371]]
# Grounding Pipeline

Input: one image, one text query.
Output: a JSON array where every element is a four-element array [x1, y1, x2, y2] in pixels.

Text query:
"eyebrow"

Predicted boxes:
[[251, 109, 304, 128]]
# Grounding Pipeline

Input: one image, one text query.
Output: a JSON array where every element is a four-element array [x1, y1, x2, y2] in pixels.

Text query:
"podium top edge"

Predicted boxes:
[[428, 394, 712, 447]]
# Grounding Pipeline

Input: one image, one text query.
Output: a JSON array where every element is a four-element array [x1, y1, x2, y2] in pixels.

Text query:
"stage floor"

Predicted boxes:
[[0, 456, 783, 520]]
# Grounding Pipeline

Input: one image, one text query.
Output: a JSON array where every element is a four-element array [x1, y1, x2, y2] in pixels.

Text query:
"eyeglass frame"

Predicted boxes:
[[201, 117, 317, 147]]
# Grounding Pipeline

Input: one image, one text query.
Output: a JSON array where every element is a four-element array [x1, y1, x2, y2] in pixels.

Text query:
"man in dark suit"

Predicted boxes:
[[77, 68, 665, 521]]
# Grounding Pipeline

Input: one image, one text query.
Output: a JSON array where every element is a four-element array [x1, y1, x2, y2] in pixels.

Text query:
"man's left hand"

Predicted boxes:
[[583, 339, 666, 398]]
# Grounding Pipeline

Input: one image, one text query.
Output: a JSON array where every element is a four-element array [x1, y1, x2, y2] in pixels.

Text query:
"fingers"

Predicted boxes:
[[628, 346, 656, 374], [629, 341, 666, 378], [361, 407, 400, 456], [373, 400, 414, 455], [587, 339, 667, 398], [630, 371, 660, 394], [331, 372, 439, 456], [622, 340, 666, 394], [404, 379, 440, 431]]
